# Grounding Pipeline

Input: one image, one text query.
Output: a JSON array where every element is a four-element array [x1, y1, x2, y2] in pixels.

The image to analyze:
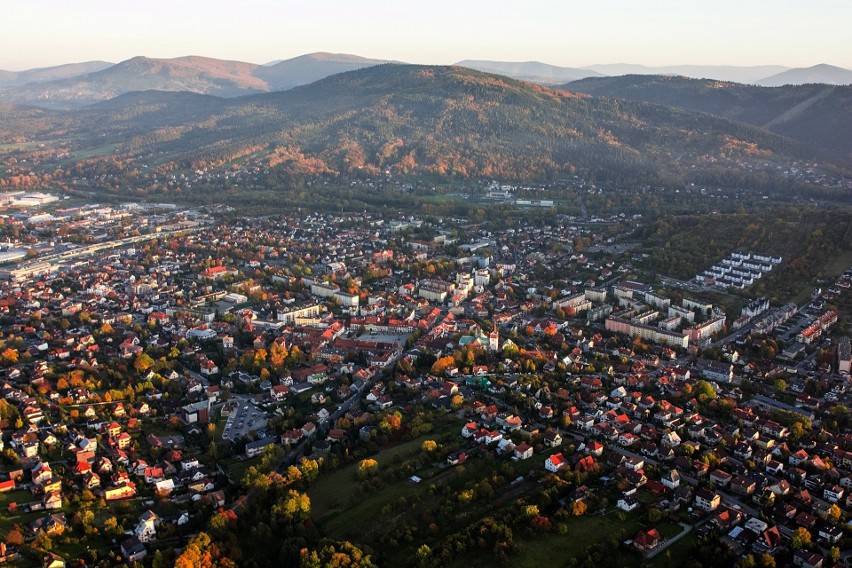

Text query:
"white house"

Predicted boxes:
[[134, 510, 160, 543], [662, 469, 681, 489], [618, 495, 639, 512], [545, 452, 568, 473]]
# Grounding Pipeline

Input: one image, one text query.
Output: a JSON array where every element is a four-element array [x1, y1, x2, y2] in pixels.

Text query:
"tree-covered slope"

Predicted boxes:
[[564, 74, 852, 166]]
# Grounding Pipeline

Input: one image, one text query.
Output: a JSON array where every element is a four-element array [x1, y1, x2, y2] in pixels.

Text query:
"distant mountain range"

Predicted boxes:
[[563, 74, 852, 165], [0, 61, 114, 88], [579, 64, 790, 84], [454, 60, 603, 83], [457, 62, 852, 86], [0, 53, 389, 109], [2, 54, 849, 111], [0, 65, 816, 188], [755, 64, 852, 87]]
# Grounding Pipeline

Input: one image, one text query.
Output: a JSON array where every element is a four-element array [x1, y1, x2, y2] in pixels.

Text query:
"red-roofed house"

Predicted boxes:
[[633, 528, 661, 551], [545, 452, 569, 473]]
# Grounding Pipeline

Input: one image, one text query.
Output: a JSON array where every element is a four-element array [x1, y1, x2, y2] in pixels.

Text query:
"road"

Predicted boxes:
[[275, 375, 376, 472]]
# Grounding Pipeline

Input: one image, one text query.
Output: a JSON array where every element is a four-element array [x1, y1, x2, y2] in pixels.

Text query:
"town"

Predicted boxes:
[[0, 198, 850, 567]]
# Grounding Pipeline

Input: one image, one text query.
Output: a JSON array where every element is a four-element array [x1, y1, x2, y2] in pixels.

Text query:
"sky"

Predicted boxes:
[[1, 0, 850, 71]]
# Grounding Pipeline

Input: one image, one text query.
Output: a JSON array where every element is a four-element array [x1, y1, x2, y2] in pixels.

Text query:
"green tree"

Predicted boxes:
[[103, 516, 124, 537], [0, 399, 20, 421], [416, 544, 436, 568], [790, 527, 811, 550], [693, 380, 717, 401], [790, 421, 805, 441]]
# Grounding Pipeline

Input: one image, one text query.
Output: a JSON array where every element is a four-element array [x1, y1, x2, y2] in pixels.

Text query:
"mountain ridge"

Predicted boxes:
[[454, 60, 603, 83], [0, 60, 114, 88], [0, 53, 390, 109], [564, 74, 852, 166], [579, 63, 790, 84], [0, 64, 816, 189], [756, 64, 852, 87]]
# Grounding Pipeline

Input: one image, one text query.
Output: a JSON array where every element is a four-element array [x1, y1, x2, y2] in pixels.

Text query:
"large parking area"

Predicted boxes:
[[223, 398, 269, 442]]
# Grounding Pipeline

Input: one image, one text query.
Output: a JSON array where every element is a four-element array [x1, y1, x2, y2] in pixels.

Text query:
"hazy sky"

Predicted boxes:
[[2, 0, 850, 70]]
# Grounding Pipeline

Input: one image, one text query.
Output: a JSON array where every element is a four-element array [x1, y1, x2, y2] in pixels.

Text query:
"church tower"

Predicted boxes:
[[488, 325, 499, 352]]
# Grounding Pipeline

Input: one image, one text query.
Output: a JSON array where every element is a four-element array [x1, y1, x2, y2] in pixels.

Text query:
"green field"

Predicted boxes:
[[223, 454, 263, 484], [648, 533, 697, 568], [311, 435, 432, 521], [69, 143, 119, 161], [499, 511, 685, 568]]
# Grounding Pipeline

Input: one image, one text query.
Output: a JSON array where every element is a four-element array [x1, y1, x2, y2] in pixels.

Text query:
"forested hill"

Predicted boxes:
[[0, 53, 389, 110], [564, 74, 852, 167], [0, 65, 822, 190]]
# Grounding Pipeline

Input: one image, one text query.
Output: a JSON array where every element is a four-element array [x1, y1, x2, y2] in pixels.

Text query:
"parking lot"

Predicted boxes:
[[359, 331, 409, 345], [223, 398, 269, 442]]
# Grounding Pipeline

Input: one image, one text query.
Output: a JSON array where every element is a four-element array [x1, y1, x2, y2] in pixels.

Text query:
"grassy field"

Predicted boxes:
[[480, 509, 641, 568], [311, 435, 429, 520], [497, 510, 685, 568], [648, 533, 697, 568], [311, 415, 469, 538], [69, 143, 119, 161], [223, 454, 262, 484]]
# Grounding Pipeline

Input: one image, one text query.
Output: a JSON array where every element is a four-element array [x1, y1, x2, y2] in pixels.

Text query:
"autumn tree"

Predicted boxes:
[[357, 459, 379, 480], [0, 348, 18, 366], [790, 527, 811, 550], [430, 355, 455, 376], [531, 515, 552, 533], [5, 526, 24, 546], [269, 341, 288, 372], [379, 411, 403, 433], [300, 457, 320, 483], [827, 503, 842, 523], [299, 541, 376, 568], [174, 532, 218, 568], [272, 490, 311, 524], [827, 547, 840, 566], [134, 352, 155, 373]]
